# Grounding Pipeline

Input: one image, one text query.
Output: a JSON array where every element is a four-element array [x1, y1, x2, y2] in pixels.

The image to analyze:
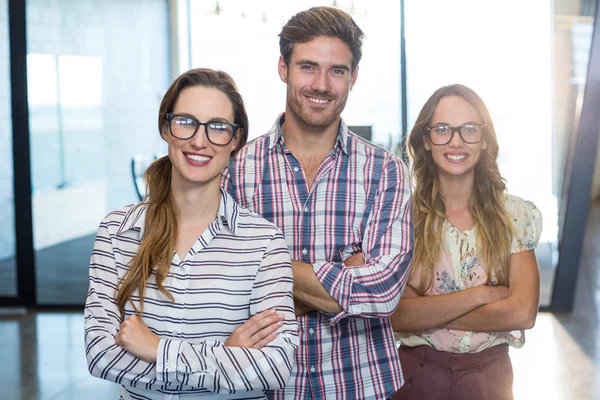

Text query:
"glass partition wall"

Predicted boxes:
[[189, 0, 403, 150], [0, 0, 17, 299], [1, 0, 599, 310], [25, 0, 170, 304], [405, 0, 596, 308]]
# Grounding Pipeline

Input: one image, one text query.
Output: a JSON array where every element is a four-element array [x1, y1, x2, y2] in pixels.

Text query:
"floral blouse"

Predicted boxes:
[[397, 194, 543, 353]]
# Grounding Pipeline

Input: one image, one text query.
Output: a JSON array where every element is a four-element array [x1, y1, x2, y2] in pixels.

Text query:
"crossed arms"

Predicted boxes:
[[289, 158, 414, 323], [391, 249, 540, 333]]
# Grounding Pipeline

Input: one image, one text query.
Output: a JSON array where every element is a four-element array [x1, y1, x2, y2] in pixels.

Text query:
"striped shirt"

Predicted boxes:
[[84, 189, 299, 400], [222, 115, 413, 399]]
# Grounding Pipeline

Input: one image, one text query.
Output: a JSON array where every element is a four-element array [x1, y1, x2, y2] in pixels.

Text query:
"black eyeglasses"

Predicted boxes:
[[425, 123, 486, 145], [167, 113, 239, 146]]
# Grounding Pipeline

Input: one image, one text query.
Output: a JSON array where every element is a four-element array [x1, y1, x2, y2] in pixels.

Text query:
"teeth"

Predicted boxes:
[[308, 97, 329, 104], [446, 154, 466, 161], [186, 154, 211, 162]]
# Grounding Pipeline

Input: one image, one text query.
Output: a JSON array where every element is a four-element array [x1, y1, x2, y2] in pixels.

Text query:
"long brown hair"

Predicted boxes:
[[408, 84, 514, 295], [279, 6, 365, 72], [116, 68, 249, 318]]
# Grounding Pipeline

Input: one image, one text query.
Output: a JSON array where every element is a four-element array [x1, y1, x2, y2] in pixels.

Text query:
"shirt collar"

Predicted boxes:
[[267, 113, 349, 155], [116, 188, 239, 238], [217, 187, 240, 234]]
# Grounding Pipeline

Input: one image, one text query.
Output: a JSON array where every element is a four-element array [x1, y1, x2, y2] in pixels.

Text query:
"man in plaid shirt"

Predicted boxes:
[[223, 6, 413, 399]]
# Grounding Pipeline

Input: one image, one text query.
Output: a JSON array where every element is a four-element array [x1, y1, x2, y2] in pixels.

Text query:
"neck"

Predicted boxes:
[[170, 174, 221, 227], [281, 110, 340, 159], [438, 171, 475, 212]]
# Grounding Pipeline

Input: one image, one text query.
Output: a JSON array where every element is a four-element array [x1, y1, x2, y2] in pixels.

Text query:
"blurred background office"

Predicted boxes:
[[0, 0, 599, 398]]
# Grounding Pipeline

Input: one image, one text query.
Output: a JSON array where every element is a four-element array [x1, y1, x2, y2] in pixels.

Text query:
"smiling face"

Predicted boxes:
[[425, 95, 488, 180], [278, 35, 358, 131], [162, 85, 238, 190]]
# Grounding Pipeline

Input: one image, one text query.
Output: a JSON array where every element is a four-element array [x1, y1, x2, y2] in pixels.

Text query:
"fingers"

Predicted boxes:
[[116, 314, 141, 346], [241, 310, 282, 337], [234, 309, 272, 334], [119, 314, 139, 329], [252, 331, 279, 349], [344, 252, 365, 268], [248, 315, 283, 346], [224, 309, 285, 348]]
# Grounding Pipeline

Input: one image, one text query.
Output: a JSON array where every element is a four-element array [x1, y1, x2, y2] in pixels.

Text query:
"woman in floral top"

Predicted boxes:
[[391, 84, 542, 400]]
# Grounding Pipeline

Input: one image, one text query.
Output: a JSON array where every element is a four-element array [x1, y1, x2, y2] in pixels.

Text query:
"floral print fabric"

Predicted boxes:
[[397, 194, 542, 353]]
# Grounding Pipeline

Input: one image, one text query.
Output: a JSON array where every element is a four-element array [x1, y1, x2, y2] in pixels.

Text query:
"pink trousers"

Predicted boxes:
[[392, 344, 514, 400]]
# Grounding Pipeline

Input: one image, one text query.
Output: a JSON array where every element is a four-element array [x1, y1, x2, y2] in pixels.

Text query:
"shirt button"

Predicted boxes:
[[310, 366, 316, 373], [304, 207, 309, 213], [293, 167, 299, 172], [309, 328, 314, 334], [302, 248, 307, 255]]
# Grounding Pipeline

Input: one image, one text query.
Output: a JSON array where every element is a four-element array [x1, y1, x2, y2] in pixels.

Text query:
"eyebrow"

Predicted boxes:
[[175, 113, 232, 123], [431, 121, 481, 126], [295, 59, 351, 72]]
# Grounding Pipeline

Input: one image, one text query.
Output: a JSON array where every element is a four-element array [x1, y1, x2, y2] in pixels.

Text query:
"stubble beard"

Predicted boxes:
[[286, 87, 348, 130]]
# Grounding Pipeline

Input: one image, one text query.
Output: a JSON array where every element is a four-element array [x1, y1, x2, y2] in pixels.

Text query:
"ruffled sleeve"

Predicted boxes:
[[505, 194, 543, 253]]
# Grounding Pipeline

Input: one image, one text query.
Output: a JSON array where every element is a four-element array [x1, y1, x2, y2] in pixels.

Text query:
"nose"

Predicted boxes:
[[448, 129, 465, 148], [311, 70, 330, 93], [189, 124, 209, 148]]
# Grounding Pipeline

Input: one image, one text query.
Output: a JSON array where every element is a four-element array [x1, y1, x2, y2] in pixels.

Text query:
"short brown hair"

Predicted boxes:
[[279, 6, 365, 72]]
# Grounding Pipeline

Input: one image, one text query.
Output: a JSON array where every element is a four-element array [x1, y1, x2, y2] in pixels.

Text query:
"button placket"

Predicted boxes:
[[172, 260, 190, 339]]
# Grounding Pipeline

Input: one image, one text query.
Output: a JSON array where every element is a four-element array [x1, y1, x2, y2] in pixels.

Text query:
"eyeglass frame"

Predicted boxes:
[[425, 123, 487, 145], [166, 113, 239, 145]]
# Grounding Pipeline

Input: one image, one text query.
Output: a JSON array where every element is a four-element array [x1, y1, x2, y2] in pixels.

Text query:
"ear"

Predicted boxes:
[[278, 55, 288, 84], [423, 135, 431, 151], [481, 139, 488, 150], [160, 124, 169, 141], [229, 130, 241, 156], [350, 65, 359, 91]]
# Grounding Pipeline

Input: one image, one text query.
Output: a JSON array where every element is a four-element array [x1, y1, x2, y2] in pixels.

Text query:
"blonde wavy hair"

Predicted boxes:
[[408, 84, 514, 295], [115, 69, 249, 318]]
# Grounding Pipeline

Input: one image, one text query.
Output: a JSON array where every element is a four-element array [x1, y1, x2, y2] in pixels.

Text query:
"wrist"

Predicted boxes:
[[148, 334, 160, 363]]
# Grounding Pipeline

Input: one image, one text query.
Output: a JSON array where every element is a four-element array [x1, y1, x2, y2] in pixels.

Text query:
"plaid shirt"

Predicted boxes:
[[222, 115, 413, 399]]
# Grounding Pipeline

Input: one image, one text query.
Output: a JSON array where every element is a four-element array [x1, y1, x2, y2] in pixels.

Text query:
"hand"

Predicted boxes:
[[343, 252, 364, 268], [224, 309, 284, 348], [115, 314, 160, 363], [480, 285, 510, 304], [294, 300, 314, 316]]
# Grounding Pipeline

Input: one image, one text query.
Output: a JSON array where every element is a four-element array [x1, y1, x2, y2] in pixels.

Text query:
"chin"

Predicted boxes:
[[302, 113, 336, 128], [443, 167, 475, 177]]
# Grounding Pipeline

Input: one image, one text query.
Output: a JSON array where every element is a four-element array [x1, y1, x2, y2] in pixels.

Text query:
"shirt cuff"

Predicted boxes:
[[156, 338, 182, 383], [312, 261, 357, 324]]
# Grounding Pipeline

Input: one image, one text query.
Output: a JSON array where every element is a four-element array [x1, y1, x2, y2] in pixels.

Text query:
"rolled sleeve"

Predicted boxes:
[[312, 156, 413, 325]]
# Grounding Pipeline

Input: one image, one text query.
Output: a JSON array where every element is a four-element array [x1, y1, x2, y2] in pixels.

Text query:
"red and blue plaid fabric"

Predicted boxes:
[[222, 115, 413, 399]]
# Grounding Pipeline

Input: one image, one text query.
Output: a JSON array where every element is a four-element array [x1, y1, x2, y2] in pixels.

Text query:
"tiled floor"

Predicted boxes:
[[1, 205, 599, 399]]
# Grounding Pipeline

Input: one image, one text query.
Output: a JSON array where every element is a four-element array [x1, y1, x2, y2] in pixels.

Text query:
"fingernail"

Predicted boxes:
[[270, 309, 276, 314], [277, 313, 284, 319], [278, 321, 283, 326]]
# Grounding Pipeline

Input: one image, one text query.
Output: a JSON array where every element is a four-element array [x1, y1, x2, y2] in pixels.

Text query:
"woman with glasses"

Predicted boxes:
[[391, 84, 542, 400], [84, 68, 298, 399]]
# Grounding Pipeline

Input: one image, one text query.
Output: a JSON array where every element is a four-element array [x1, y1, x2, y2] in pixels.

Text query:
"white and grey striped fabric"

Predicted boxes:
[[84, 189, 298, 400]]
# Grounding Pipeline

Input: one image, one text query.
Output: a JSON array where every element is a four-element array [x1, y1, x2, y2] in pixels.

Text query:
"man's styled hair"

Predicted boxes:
[[279, 6, 365, 72]]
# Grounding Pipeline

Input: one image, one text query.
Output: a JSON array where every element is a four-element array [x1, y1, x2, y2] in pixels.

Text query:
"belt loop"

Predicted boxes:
[[419, 347, 426, 366]]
